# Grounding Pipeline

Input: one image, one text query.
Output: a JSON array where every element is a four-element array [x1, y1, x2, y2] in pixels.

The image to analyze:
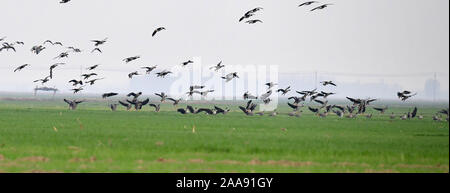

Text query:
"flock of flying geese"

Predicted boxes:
[[1, 1, 449, 122]]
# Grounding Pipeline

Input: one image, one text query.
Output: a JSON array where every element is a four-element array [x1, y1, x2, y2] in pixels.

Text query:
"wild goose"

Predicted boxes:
[[142, 66, 157, 74], [239, 100, 257, 116], [155, 92, 167, 102], [288, 96, 304, 105], [67, 47, 82, 53], [196, 108, 216, 115], [0, 44, 15, 52], [127, 92, 142, 100], [149, 104, 161, 112], [397, 91, 417, 101], [263, 98, 272, 104], [14, 64, 30, 72], [222, 72, 239, 82], [167, 98, 182, 106], [91, 38, 108, 47], [260, 90, 272, 100], [288, 102, 303, 111], [243, 91, 258, 100], [239, 12, 255, 22], [265, 82, 278, 89], [127, 98, 150, 110], [68, 79, 83, 86], [31, 45, 45, 54], [320, 81, 337, 87], [118, 101, 132, 111], [152, 27, 166, 37], [317, 91, 336, 98], [181, 60, 194, 67], [156, 70, 172, 78], [186, 105, 197, 114], [214, 106, 230, 114], [71, 86, 84, 94], [102, 92, 118, 99], [53, 52, 69, 60], [128, 71, 140, 79], [246, 20, 263, 24], [331, 105, 345, 113], [200, 90, 215, 97], [209, 61, 225, 71], [310, 3, 333, 11], [432, 114, 442, 121], [91, 48, 102, 53], [60, 0, 71, 4], [63, 99, 85, 110], [86, 78, 104, 85], [297, 88, 317, 96], [373, 106, 388, 114], [49, 63, 65, 79], [308, 107, 319, 114], [277, 86, 291, 95], [123, 56, 140, 63], [177, 108, 188, 114], [87, 64, 100, 70], [33, 76, 51, 84], [410, 107, 418, 119], [299, 1, 318, 7], [81, 73, 97, 80]]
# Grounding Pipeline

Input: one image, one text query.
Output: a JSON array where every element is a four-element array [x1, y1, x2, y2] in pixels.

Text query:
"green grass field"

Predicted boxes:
[[0, 99, 448, 173]]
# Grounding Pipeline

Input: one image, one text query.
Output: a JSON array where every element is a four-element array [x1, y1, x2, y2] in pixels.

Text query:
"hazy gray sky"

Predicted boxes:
[[0, 0, 448, 99]]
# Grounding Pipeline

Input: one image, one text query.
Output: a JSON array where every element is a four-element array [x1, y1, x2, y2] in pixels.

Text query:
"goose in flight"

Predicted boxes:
[[297, 88, 317, 96], [31, 45, 45, 54], [71, 86, 85, 94], [118, 101, 132, 111], [91, 38, 108, 47], [317, 91, 335, 98], [373, 106, 388, 114], [288, 96, 304, 105], [0, 44, 15, 52], [239, 12, 255, 22], [14, 64, 30, 72], [67, 47, 82, 53], [260, 90, 272, 100], [210, 61, 225, 71], [201, 90, 215, 97], [33, 76, 51, 84], [247, 7, 264, 14], [239, 100, 257, 116], [243, 91, 258, 100], [263, 98, 272, 104], [222, 72, 239, 82], [123, 56, 140, 63], [156, 70, 172, 78], [53, 52, 69, 60], [149, 104, 161, 112], [87, 64, 99, 71], [308, 106, 319, 114], [60, 0, 71, 4], [288, 102, 303, 111], [196, 108, 216, 115], [142, 66, 157, 74], [81, 73, 98, 80], [102, 92, 118, 99], [277, 86, 291, 95], [320, 81, 336, 86], [63, 99, 84, 110], [311, 3, 333, 11], [44, 40, 63, 46], [265, 82, 278, 89], [127, 98, 150, 110], [313, 99, 328, 108], [246, 19, 263, 24], [127, 92, 142, 103], [181, 60, 194, 67], [49, 63, 65, 79], [397, 91, 417, 101], [68, 79, 83, 86], [214, 106, 230, 114], [86, 78, 104, 85], [152, 27, 166, 37], [91, 48, 102, 53], [167, 98, 182, 106], [155, 92, 168, 102], [128, 71, 140, 79], [299, 1, 319, 7]]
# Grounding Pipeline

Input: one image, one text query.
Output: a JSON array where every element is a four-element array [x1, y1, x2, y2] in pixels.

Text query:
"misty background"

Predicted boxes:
[[0, 0, 448, 101]]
